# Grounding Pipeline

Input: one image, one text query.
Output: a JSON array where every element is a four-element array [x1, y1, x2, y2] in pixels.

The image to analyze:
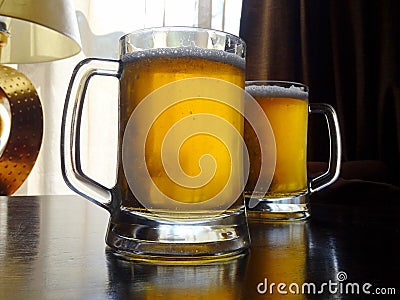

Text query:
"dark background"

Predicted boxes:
[[240, 0, 400, 187]]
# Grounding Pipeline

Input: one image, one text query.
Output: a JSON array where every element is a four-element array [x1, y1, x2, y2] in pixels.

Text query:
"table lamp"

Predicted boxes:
[[0, 0, 81, 195]]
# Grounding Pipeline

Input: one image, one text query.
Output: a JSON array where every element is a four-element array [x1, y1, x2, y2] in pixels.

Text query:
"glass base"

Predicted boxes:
[[105, 207, 250, 263], [245, 193, 310, 222]]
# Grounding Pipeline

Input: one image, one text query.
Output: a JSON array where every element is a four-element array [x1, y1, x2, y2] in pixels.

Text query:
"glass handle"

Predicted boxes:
[[61, 58, 120, 212], [308, 103, 342, 193]]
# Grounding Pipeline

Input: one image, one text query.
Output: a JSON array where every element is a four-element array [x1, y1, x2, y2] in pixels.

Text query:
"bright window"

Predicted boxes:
[[15, 0, 243, 195]]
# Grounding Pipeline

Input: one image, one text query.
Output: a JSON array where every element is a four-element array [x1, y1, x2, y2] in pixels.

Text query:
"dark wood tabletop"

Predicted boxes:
[[0, 194, 399, 299]]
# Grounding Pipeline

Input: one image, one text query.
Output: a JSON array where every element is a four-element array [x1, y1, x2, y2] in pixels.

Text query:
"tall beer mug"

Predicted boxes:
[[61, 27, 250, 262]]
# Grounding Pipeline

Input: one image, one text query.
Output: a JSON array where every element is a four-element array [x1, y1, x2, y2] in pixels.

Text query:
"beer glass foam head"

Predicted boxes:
[[245, 84, 308, 100], [122, 47, 245, 70]]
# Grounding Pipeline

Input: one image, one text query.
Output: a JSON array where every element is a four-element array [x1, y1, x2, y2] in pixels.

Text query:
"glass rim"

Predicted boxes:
[[120, 26, 245, 44], [119, 26, 246, 65]]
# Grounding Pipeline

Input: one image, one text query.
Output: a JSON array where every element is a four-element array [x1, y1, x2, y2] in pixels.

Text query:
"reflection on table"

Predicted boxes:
[[0, 195, 399, 299]]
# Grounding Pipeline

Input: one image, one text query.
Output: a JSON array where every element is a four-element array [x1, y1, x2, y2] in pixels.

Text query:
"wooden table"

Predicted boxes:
[[0, 195, 399, 299]]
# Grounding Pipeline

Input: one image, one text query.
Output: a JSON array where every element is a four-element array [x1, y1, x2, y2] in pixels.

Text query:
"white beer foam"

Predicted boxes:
[[122, 47, 245, 70], [246, 84, 308, 100]]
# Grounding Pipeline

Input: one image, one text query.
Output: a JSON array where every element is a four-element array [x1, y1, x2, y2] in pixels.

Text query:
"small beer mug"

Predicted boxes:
[[244, 80, 341, 221], [61, 27, 250, 262]]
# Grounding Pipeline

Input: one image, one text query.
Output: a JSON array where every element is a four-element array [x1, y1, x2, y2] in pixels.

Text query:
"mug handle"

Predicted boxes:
[[308, 103, 342, 193], [61, 58, 120, 213]]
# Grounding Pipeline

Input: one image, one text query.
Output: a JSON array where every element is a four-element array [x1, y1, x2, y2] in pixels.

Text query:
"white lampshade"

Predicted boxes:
[[0, 0, 81, 63]]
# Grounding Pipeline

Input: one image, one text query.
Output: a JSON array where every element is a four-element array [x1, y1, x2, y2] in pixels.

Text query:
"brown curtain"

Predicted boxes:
[[240, 0, 400, 184]]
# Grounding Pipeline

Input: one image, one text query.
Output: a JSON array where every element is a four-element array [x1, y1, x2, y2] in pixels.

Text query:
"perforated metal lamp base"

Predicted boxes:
[[0, 65, 43, 195]]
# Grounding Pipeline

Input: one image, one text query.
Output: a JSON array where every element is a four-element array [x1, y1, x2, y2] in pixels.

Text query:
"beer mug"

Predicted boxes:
[[244, 80, 341, 221], [61, 27, 250, 261]]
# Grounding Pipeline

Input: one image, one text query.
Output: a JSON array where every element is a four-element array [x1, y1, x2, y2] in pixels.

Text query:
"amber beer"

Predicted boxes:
[[119, 47, 245, 210], [245, 83, 309, 198]]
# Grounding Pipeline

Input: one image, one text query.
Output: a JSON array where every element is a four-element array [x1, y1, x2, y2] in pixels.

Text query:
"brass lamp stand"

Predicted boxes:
[[0, 0, 81, 194]]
